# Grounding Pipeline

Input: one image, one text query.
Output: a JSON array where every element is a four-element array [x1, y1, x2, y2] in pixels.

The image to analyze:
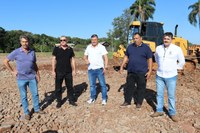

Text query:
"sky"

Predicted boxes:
[[0, 0, 200, 44]]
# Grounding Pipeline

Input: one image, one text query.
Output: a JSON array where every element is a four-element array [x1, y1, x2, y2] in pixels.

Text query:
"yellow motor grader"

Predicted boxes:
[[113, 21, 198, 72]]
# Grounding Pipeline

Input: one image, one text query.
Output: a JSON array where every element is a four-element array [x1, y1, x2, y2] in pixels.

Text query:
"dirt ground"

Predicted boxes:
[[0, 55, 200, 133]]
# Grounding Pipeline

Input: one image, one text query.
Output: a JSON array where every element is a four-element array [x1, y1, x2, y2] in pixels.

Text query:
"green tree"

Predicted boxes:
[[0, 27, 6, 52], [130, 0, 156, 21], [3, 30, 32, 52], [0, 27, 96, 52], [109, 9, 132, 48], [188, 0, 200, 29]]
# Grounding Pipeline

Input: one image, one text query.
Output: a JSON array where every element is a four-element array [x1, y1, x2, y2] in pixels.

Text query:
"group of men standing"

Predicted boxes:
[[120, 32, 185, 122], [3, 32, 185, 122]]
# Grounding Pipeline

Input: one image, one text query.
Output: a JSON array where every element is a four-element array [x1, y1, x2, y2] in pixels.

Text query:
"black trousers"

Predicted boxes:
[[55, 72, 75, 103], [124, 72, 146, 105]]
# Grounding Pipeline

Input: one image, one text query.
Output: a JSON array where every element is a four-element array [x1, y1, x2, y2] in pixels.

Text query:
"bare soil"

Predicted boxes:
[[0, 55, 200, 133]]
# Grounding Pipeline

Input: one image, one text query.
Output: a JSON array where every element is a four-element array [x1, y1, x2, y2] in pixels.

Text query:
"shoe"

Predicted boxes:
[[25, 114, 31, 120], [150, 112, 164, 117], [56, 102, 62, 108], [170, 115, 178, 122], [102, 100, 107, 105], [136, 104, 141, 108], [120, 102, 131, 107], [69, 101, 77, 106], [87, 99, 95, 104], [35, 110, 45, 114]]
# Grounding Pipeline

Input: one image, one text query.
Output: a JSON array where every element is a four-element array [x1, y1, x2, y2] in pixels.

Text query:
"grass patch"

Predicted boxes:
[[74, 51, 84, 58], [74, 51, 113, 59], [108, 52, 113, 59], [0, 51, 113, 59]]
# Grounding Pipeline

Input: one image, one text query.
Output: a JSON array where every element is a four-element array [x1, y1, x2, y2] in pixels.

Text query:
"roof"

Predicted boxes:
[[99, 41, 110, 47], [55, 43, 76, 48]]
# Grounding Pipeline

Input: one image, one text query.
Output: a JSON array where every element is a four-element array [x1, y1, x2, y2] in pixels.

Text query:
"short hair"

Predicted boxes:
[[19, 35, 29, 42], [133, 32, 142, 37], [91, 34, 98, 38], [60, 35, 67, 39], [164, 32, 173, 38]]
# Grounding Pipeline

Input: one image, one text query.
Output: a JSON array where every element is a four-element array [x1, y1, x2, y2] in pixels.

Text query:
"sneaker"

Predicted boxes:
[[25, 114, 31, 120], [150, 112, 164, 117], [120, 102, 131, 107], [102, 100, 107, 105], [170, 115, 178, 122], [87, 99, 95, 104]]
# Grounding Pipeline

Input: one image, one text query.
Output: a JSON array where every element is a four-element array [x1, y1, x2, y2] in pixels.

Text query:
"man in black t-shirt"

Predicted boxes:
[[52, 36, 77, 108]]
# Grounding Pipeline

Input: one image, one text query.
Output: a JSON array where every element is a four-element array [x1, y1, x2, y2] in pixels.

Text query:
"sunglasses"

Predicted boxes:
[[60, 39, 67, 42]]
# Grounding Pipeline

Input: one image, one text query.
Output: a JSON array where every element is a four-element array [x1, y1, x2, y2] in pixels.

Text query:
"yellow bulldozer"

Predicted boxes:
[[113, 21, 199, 72]]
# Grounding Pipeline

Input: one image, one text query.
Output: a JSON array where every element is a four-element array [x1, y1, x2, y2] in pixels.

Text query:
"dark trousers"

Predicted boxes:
[[124, 72, 146, 105], [55, 73, 75, 103]]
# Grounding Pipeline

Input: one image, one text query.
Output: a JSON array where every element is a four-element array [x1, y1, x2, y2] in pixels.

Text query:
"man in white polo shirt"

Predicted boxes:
[[151, 32, 185, 122], [84, 34, 108, 105]]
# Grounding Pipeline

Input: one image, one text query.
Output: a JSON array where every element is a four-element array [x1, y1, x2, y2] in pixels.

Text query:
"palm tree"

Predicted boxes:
[[188, 0, 200, 29], [130, 0, 156, 21]]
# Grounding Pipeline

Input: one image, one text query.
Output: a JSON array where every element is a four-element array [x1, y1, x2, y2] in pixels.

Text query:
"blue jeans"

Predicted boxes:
[[156, 75, 177, 116], [17, 79, 40, 115], [88, 68, 107, 100]]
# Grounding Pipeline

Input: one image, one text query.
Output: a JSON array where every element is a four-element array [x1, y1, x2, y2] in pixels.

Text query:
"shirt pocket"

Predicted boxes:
[[166, 51, 177, 59], [96, 51, 102, 56]]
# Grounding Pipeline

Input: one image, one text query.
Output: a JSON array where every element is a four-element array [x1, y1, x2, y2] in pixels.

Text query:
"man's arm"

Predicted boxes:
[[119, 55, 129, 74], [103, 54, 108, 69], [146, 58, 153, 79], [34, 62, 40, 82], [52, 56, 56, 78], [71, 57, 76, 76], [3, 58, 17, 76], [177, 48, 185, 70], [103, 54, 108, 73], [83, 55, 90, 65]]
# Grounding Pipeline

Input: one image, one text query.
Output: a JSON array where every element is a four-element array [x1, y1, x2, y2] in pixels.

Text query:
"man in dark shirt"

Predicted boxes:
[[52, 36, 77, 108], [120, 32, 153, 108]]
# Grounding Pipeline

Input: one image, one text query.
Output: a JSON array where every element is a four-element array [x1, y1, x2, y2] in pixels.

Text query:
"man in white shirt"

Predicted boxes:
[[151, 32, 185, 122], [84, 34, 108, 105]]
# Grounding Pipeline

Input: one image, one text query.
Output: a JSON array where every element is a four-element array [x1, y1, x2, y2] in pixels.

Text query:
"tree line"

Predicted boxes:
[[0, 27, 111, 53]]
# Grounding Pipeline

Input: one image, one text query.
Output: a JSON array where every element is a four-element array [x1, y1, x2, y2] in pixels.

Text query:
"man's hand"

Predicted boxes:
[[72, 70, 76, 76], [11, 70, 18, 77], [36, 75, 41, 82], [52, 71, 56, 78], [119, 56, 128, 74], [145, 71, 151, 80], [119, 66, 124, 74], [103, 67, 108, 74], [86, 60, 90, 65]]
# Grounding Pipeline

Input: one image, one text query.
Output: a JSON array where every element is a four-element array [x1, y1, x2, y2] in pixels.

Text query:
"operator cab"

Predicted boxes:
[[129, 21, 164, 46]]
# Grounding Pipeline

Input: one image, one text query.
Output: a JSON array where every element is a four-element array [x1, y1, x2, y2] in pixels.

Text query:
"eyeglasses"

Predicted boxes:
[[60, 39, 67, 42]]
